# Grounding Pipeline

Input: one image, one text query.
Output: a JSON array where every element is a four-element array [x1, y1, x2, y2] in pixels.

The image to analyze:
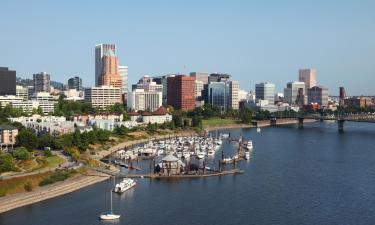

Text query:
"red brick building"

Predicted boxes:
[[167, 75, 195, 111]]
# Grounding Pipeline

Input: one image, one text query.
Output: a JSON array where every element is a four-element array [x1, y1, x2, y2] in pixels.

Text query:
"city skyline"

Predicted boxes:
[[1, 0, 375, 95]]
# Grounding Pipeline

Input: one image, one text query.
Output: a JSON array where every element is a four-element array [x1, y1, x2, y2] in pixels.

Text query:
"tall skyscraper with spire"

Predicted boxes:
[[95, 44, 116, 86], [98, 49, 122, 90]]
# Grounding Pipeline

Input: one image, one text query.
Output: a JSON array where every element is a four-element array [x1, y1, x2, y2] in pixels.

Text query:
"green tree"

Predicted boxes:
[[16, 129, 38, 151], [38, 133, 58, 150], [72, 129, 81, 147], [97, 129, 110, 142], [192, 115, 203, 129], [44, 149, 53, 157], [87, 130, 97, 144], [240, 108, 253, 124], [146, 122, 157, 133], [79, 131, 90, 151], [0, 153, 15, 173], [12, 147, 32, 160]]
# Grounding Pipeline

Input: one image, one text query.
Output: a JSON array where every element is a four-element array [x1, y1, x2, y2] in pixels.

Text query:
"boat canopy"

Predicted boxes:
[[162, 154, 179, 162]]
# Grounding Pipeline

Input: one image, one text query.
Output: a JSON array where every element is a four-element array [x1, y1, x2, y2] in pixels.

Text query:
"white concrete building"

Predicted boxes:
[[128, 107, 172, 125], [84, 86, 122, 108], [127, 89, 162, 112], [16, 85, 28, 100]]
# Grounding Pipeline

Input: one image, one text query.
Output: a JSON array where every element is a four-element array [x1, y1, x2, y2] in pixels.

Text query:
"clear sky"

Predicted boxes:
[[1, 0, 374, 95]]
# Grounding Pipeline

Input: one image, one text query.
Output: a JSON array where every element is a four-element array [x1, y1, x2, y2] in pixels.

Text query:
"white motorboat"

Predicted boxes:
[[222, 157, 232, 163], [256, 127, 261, 133], [182, 151, 190, 159], [221, 133, 230, 138], [113, 178, 136, 193], [246, 140, 253, 150], [207, 149, 215, 156], [99, 190, 120, 220], [245, 151, 250, 160], [196, 151, 205, 159]]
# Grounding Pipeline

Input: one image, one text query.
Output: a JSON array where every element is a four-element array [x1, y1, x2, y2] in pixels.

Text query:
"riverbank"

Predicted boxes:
[[0, 170, 110, 214]]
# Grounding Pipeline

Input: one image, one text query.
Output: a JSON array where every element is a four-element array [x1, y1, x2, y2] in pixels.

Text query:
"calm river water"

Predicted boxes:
[[1, 121, 375, 225]]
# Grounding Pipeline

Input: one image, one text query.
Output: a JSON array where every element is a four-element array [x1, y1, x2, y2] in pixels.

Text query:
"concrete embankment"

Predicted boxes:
[[0, 171, 110, 214]]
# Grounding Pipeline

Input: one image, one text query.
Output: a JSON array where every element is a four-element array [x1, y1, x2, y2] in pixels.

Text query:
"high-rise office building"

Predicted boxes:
[[308, 86, 328, 107], [207, 80, 239, 112], [0, 67, 16, 95], [208, 73, 231, 83], [95, 44, 116, 86], [98, 49, 122, 91], [119, 66, 128, 95], [284, 81, 306, 105], [190, 72, 209, 84], [195, 80, 204, 99], [298, 69, 317, 90], [153, 74, 175, 105], [133, 76, 163, 93], [68, 76, 82, 91], [167, 75, 195, 111], [255, 82, 275, 105], [229, 80, 239, 110], [339, 87, 346, 107], [33, 72, 50, 93]]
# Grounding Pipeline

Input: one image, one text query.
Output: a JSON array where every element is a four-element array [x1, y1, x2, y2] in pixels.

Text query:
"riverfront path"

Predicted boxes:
[[0, 171, 109, 214]]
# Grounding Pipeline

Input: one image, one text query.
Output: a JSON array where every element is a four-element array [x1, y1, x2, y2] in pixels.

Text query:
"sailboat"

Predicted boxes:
[[99, 190, 120, 220]]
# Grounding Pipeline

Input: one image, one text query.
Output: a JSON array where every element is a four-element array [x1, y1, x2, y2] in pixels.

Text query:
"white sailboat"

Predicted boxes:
[[99, 190, 120, 220]]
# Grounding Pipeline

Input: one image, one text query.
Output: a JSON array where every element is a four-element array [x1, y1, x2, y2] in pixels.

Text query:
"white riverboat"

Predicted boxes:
[[113, 178, 136, 193]]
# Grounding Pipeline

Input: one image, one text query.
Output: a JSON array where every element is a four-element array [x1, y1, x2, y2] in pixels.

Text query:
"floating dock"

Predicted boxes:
[[118, 169, 244, 179]]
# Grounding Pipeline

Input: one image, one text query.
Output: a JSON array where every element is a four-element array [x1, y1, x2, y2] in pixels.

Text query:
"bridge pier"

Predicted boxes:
[[298, 117, 304, 128], [338, 119, 345, 132]]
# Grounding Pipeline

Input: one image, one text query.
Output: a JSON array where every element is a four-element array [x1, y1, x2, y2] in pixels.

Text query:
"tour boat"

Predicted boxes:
[[113, 178, 136, 193], [99, 191, 120, 220]]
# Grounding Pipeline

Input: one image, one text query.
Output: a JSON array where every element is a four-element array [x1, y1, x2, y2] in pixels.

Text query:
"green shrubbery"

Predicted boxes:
[[12, 147, 32, 160], [39, 170, 74, 186]]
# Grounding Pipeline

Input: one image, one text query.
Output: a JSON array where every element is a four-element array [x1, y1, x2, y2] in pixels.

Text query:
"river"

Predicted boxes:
[[1, 121, 375, 225]]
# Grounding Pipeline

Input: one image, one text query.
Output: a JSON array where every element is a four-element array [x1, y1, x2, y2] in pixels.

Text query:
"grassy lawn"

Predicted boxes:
[[202, 117, 241, 128], [43, 156, 65, 169]]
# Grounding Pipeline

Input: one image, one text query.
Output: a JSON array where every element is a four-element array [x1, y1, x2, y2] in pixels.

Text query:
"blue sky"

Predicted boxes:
[[1, 0, 374, 95]]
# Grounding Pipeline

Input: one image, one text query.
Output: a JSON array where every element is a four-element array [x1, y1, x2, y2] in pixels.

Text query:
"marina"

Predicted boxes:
[[106, 133, 253, 178]]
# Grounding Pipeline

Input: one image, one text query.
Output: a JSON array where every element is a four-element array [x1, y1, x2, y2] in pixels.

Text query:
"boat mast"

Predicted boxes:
[[110, 190, 113, 213]]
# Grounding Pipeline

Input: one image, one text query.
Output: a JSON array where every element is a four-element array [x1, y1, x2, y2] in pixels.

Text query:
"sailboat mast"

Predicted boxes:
[[110, 191, 113, 213]]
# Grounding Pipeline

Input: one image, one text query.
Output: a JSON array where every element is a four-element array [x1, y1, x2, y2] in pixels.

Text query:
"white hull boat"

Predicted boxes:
[[113, 178, 136, 193]]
